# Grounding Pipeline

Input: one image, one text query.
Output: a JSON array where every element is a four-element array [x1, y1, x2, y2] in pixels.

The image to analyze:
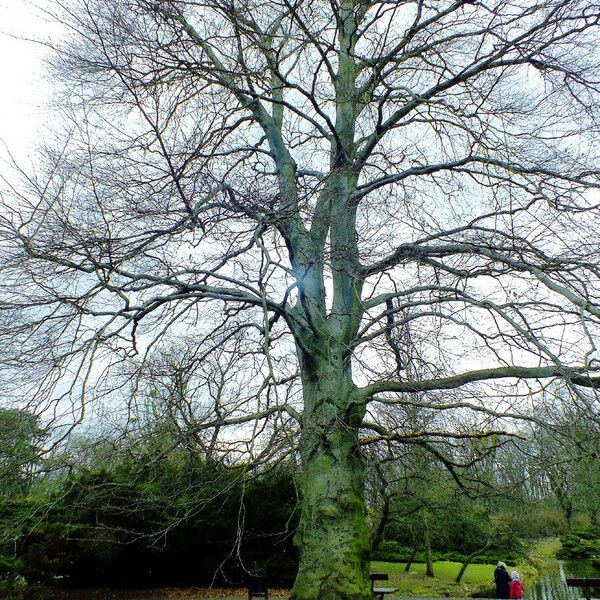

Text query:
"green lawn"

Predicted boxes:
[[370, 560, 497, 597]]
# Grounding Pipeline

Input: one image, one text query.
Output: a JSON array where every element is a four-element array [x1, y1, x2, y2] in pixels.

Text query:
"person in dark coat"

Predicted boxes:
[[494, 562, 511, 599]]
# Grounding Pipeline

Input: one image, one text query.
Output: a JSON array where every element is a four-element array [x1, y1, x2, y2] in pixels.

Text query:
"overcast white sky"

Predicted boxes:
[[0, 0, 56, 166]]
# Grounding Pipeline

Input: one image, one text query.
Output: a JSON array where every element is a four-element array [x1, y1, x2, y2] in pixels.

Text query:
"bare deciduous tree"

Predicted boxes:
[[1, 0, 600, 598]]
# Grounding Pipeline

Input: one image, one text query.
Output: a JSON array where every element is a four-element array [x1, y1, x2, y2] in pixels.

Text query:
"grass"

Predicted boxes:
[[370, 560, 497, 597], [371, 539, 558, 598], [533, 538, 562, 563]]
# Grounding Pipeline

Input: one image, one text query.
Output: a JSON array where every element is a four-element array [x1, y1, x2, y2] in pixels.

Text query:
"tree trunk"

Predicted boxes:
[[455, 561, 469, 585], [371, 475, 390, 553], [455, 542, 491, 583], [548, 473, 574, 529], [291, 351, 371, 600], [405, 547, 417, 572], [424, 526, 435, 578], [556, 488, 574, 529]]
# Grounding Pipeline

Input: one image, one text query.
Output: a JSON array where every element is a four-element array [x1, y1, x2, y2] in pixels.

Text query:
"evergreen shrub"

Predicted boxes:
[[558, 526, 600, 559]]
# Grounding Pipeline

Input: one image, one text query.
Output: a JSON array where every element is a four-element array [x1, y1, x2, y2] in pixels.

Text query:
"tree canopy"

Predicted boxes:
[[1, 1, 599, 598]]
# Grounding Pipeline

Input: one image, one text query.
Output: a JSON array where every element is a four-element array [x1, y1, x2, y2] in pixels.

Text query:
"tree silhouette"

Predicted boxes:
[[1, 1, 599, 598]]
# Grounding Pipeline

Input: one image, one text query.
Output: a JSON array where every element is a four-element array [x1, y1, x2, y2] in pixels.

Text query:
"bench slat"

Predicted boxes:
[[565, 578, 600, 586]]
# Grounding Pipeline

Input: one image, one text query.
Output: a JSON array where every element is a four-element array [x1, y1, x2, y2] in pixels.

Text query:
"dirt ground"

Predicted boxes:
[[45, 587, 291, 600]]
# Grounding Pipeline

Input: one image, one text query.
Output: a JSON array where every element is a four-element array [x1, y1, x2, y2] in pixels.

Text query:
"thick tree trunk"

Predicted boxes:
[[291, 352, 372, 600]]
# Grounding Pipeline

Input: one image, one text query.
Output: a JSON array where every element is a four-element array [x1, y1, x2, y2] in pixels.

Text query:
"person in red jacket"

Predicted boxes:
[[510, 570, 525, 599]]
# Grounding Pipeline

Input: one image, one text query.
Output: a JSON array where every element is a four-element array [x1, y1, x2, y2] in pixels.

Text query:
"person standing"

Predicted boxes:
[[494, 562, 511, 599], [510, 571, 525, 599]]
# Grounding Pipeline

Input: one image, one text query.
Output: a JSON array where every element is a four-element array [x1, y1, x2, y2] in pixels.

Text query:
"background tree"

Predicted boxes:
[[1, 1, 600, 599], [526, 388, 600, 528], [0, 408, 46, 498]]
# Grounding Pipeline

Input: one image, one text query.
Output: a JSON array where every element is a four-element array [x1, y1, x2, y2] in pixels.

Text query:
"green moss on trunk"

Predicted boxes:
[[291, 438, 372, 600], [291, 352, 372, 600]]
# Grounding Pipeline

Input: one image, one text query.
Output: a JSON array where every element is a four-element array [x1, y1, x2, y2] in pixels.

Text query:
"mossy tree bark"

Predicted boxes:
[[291, 347, 372, 600], [286, 4, 373, 597]]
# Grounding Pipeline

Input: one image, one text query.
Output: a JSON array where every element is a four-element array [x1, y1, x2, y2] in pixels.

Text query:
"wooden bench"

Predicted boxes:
[[247, 571, 268, 600], [370, 572, 400, 600], [565, 577, 600, 600]]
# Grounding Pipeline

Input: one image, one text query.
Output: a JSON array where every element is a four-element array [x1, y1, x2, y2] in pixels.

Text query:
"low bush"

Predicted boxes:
[[371, 541, 518, 565], [0, 554, 23, 577], [370, 541, 416, 562], [0, 570, 28, 600], [558, 526, 600, 559], [0, 554, 28, 600], [0, 463, 300, 588]]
